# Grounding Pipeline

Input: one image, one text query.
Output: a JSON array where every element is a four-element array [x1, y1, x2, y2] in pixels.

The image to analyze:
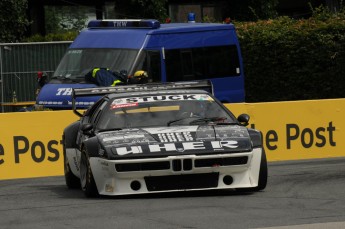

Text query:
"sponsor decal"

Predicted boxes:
[[68, 50, 82, 54], [111, 94, 213, 106], [157, 132, 194, 142], [113, 21, 128, 27], [56, 88, 73, 96], [111, 103, 138, 109], [38, 101, 94, 106], [68, 101, 95, 106], [103, 134, 146, 142], [250, 122, 336, 151], [114, 140, 239, 156], [38, 101, 63, 105], [143, 126, 198, 134], [89, 82, 210, 94], [100, 161, 109, 166], [73, 156, 79, 171]]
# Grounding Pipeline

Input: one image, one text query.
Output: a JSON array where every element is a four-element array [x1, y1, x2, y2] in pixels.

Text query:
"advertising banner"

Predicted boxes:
[[226, 99, 344, 161], [0, 99, 344, 180], [0, 111, 78, 180]]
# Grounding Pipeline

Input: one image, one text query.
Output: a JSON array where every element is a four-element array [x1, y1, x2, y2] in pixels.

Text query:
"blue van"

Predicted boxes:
[[36, 19, 245, 109]]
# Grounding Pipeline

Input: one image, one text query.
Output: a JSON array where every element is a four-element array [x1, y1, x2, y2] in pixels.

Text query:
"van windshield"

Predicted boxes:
[[53, 48, 139, 80]]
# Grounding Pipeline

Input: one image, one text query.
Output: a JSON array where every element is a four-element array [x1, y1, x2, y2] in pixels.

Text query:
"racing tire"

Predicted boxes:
[[63, 134, 80, 189], [80, 150, 99, 197], [64, 159, 81, 189], [237, 148, 268, 192]]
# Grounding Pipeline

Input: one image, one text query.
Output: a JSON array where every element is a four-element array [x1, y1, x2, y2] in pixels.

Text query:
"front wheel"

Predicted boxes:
[[64, 157, 81, 189], [80, 150, 99, 197], [63, 135, 80, 189]]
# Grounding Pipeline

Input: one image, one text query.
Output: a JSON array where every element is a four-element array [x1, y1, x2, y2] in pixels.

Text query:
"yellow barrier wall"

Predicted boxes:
[[0, 99, 344, 180], [0, 111, 79, 180], [226, 99, 344, 161]]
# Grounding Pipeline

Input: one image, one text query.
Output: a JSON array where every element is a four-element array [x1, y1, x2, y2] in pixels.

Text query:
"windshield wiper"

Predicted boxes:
[[98, 128, 122, 133], [167, 116, 234, 126], [189, 117, 235, 125], [167, 117, 198, 126], [52, 75, 80, 82]]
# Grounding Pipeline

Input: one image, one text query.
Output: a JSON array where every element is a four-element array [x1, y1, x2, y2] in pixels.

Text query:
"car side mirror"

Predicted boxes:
[[237, 113, 250, 126], [81, 123, 94, 135]]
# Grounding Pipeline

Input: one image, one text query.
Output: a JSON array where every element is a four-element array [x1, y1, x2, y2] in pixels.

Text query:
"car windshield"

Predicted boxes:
[[53, 48, 139, 80], [96, 93, 237, 130]]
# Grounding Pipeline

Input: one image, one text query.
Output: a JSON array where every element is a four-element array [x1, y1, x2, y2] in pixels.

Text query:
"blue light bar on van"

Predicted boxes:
[[87, 19, 160, 29]]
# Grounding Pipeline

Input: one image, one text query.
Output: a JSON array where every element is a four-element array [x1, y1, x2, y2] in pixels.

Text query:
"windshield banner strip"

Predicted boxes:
[[72, 80, 213, 97]]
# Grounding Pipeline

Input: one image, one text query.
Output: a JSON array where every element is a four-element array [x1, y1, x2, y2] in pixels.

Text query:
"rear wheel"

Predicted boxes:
[[80, 149, 99, 197], [237, 148, 268, 192]]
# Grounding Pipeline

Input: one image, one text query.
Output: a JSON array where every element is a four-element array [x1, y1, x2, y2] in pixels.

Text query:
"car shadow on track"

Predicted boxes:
[[26, 176, 261, 200]]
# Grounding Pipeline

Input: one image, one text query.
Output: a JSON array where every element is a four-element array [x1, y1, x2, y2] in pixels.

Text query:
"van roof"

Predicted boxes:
[[70, 21, 237, 49]]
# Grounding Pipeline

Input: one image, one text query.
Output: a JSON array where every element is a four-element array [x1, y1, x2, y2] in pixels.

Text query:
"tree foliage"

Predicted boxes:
[[223, 0, 278, 21], [236, 5, 345, 102], [45, 6, 88, 34], [114, 0, 168, 22], [0, 0, 30, 42]]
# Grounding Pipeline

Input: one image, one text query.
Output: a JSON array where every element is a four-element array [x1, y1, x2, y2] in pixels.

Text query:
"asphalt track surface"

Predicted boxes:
[[1, 157, 344, 229]]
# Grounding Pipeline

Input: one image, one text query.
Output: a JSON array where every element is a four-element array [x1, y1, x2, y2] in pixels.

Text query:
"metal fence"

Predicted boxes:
[[0, 41, 72, 112]]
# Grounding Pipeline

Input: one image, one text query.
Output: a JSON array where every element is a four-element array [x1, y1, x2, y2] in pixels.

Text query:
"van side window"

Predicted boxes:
[[132, 50, 161, 82], [165, 45, 240, 82], [147, 50, 161, 82], [181, 50, 194, 80]]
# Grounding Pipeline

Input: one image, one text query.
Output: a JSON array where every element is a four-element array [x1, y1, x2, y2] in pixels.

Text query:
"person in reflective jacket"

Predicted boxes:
[[128, 70, 149, 84], [85, 68, 149, 86], [85, 68, 127, 86]]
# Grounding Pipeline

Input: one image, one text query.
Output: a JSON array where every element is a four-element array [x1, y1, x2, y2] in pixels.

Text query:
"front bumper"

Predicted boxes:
[[89, 148, 263, 196]]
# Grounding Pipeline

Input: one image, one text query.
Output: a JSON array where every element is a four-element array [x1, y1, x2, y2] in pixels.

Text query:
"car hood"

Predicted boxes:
[[97, 125, 252, 159]]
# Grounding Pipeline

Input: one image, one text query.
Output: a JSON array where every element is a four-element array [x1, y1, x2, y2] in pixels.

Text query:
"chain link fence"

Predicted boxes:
[[0, 41, 72, 112]]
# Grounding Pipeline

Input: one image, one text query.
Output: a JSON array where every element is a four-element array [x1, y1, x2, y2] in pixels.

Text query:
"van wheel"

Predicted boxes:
[[80, 150, 99, 197], [237, 148, 268, 192]]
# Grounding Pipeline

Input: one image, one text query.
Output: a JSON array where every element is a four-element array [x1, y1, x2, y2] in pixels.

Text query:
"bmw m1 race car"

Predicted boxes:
[[62, 81, 267, 197]]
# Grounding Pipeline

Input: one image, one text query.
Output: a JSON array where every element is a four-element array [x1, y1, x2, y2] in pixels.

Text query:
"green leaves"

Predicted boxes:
[[235, 8, 345, 102], [0, 0, 30, 42], [114, 0, 168, 22]]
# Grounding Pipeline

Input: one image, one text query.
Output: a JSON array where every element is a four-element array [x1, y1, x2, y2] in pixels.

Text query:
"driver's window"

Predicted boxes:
[[90, 100, 108, 125]]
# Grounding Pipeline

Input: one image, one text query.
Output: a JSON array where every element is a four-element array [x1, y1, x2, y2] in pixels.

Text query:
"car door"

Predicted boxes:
[[76, 98, 109, 147]]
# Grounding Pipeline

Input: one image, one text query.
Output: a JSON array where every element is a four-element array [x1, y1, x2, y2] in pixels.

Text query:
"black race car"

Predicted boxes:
[[63, 81, 267, 197]]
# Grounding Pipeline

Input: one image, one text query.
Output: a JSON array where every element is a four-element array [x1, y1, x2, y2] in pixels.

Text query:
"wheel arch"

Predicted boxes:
[[82, 136, 101, 157], [248, 128, 263, 148], [63, 121, 81, 149]]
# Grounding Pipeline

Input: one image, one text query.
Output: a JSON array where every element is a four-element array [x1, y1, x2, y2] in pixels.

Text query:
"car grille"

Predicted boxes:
[[115, 161, 170, 172], [144, 173, 219, 191], [115, 156, 248, 172], [195, 156, 248, 168]]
